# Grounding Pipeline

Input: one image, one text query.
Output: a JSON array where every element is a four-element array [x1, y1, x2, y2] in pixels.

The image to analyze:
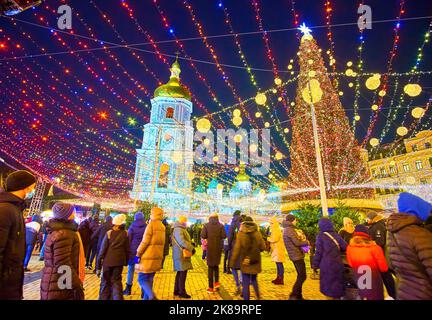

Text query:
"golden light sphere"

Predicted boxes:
[[232, 116, 242, 127], [411, 107, 425, 118], [278, 97, 283, 102], [203, 138, 211, 146], [213, 156, 219, 162], [275, 152, 284, 160], [233, 109, 241, 117], [287, 64, 293, 70], [217, 184, 224, 191], [264, 122, 270, 128], [272, 88, 277, 94], [339, 91, 344, 96], [396, 126, 408, 136], [274, 78, 282, 86], [284, 128, 289, 133], [349, 82, 354, 88], [196, 118, 211, 133], [290, 59, 294, 63], [255, 112, 261, 118], [302, 79, 322, 104], [234, 167, 239, 172], [369, 138, 379, 147], [249, 144, 258, 152], [371, 104, 379, 111], [354, 115, 360, 121], [255, 92, 267, 105], [345, 68, 354, 76], [187, 172, 195, 180], [234, 134, 243, 143], [347, 61, 353, 67], [404, 83, 422, 97], [308, 70, 316, 77], [365, 75, 381, 90], [378, 90, 386, 97], [308, 59, 313, 65], [290, 102, 295, 106]]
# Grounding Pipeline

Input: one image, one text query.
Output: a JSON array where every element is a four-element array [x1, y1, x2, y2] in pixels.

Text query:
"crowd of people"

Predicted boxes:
[[0, 170, 432, 301]]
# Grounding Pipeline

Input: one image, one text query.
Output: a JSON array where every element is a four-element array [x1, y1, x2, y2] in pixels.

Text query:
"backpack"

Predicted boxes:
[[242, 232, 260, 266]]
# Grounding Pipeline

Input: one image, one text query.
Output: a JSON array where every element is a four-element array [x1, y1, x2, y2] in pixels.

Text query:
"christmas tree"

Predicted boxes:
[[287, 25, 373, 201]]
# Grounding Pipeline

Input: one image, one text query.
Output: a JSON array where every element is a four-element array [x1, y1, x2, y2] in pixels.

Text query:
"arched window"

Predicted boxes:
[[166, 107, 174, 119], [158, 163, 169, 188]]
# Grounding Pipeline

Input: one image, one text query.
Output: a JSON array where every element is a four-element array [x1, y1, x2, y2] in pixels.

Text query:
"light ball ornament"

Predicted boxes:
[[354, 115, 360, 121], [404, 83, 422, 97], [234, 134, 243, 143], [249, 144, 258, 152], [365, 75, 381, 90], [196, 118, 211, 133], [187, 172, 195, 180], [233, 109, 241, 117], [217, 184, 224, 191], [378, 90, 386, 97], [255, 92, 267, 105], [396, 126, 408, 136], [275, 152, 284, 160], [371, 104, 379, 111], [283, 128, 289, 133], [232, 116, 242, 127], [369, 138, 379, 147], [411, 107, 425, 118], [274, 78, 282, 86], [255, 112, 261, 118], [302, 79, 323, 104]]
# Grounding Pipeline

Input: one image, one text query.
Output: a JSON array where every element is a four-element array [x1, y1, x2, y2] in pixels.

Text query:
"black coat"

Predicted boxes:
[[367, 218, 387, 249], [95, 221, 113, 252], [97, 228, 130, 268], [201, 216, 226, 267], [0, 192, 26, 300]]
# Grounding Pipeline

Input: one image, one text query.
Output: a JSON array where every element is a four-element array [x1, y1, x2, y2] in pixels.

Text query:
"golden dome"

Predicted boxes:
[[154, 59, 191, 100]]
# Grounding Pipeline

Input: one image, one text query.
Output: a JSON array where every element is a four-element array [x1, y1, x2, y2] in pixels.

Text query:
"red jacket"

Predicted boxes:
[[346, 233, 388, 300]]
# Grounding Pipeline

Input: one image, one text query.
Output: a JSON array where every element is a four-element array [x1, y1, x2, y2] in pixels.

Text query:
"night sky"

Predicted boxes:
[[0, 0, 431, 203]]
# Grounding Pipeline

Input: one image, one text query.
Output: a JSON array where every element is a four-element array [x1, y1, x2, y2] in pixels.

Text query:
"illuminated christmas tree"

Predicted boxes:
[[287, 25, 373, 201]]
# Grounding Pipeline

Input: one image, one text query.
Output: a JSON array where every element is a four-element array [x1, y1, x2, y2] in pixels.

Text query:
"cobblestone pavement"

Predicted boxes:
[[23, 247, 326, 300]]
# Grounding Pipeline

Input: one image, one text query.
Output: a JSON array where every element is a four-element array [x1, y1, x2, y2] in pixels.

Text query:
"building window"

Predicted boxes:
[[389, 166, 396, 174], [415, 160, 423, 170], [371, 169, 377, 177], [380, 168, 387, 176], [166, 107, 174, 119], [425, 142, 431, 149], [412, 144, 418, 152], [403, 163, 410, 172], [158, 163, 170, 188]]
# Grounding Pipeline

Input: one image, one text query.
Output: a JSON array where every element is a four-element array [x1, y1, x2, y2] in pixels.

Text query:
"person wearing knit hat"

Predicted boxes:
[[52, 202, 75, 221], [346, 224, 389, 300], [40, 202, 85, 300], [172, 215, 194, 298], [386, 192, 432, 300], [0, 170, 37, 299], [282, 212, 309, 300], [96, 213, 130, 300], [124, 211, 147, 296]]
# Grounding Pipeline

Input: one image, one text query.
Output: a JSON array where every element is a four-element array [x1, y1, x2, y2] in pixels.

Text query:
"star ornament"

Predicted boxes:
[[298, 23, 313, 41]]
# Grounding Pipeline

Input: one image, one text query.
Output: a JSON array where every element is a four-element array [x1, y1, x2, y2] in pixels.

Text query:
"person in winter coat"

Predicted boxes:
[[201, 213, 227, 293], [161, 219, 170, 269], [227, 210, 243, 294], [134, 207, 165, 300], [39, 220, 49, 261], [40, 203, 85, 300], [86, 215, 100, 269], [387, 192, 432, 300], [223, 223, 230, 274], [96, 214, 130, 300], [339, 217, 355, 243], [24, 219, 41, 271], [313, 218, 347, 299], [366, 212, 396, 299], [172, 216, 195, 299], [230, 216, 266, 300], [283, 214, 310, 300], [78, 213, 92, 259], [0, 170, 36, 300], [123, 212, 147, 296], [94, 215, 113, 272], [268, 216, 286, 285], [346, 224, 388, 300]]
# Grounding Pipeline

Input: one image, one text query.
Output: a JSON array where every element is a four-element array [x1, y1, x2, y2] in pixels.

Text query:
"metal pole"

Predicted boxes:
[[310, 102, 329, 216]]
